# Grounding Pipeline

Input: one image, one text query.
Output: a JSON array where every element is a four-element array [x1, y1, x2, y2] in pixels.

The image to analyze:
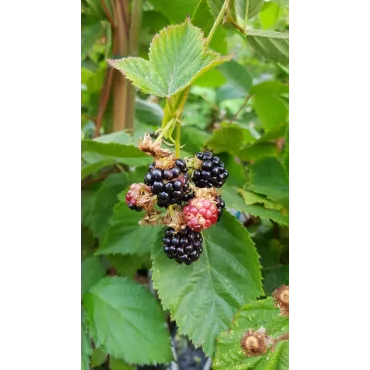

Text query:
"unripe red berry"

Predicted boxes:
[[183, 197, 219, 231], [125, 183, 143, 211]]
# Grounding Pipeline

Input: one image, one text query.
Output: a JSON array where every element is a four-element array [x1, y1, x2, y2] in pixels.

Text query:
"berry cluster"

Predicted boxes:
[[163, 227, 203, 265], [192, 151, 229, 188], [144, 159, 192, 208], [125, 135, 230, 266]]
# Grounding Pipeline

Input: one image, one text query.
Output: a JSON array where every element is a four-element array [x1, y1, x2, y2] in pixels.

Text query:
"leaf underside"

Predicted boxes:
[[247, 30, 289, 65]]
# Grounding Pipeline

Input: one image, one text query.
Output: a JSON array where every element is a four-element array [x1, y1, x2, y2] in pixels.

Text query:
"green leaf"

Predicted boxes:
[[193, 68, 227, 88], [135, 98, 164, 126], [259, 1, 282, 29], [213, 298, 289, 370], [108, 254, 151, 277], [81, 141, 151, 167], [96, 202, 162, 256], [283, 127, 289, 172], [250, 81, 288, 96], [82, 189, 100, 229], [108, 18, 232, 97], [249, 157, 289, 207], [192, 0, 228, 53], [82, 22, 104, 60], [82, 257, 106, 297], [91, 347, 106, 367], [149, 0, 200, 23], [109, 357, 136, 370], [216, 84, 246, 101], [151, 211, 263, 356], [81, 323, 92, 370], [208, 0, 264, 27], [149, 0, 228, 53], [81, 159, 115, 180], [206, 125, 253, 155], [235, 0, 265, 25], [253, 94, 287, 130], [247, 29, 289, 65], [90, 173, 130, 239], [263, 265, 289, 296], [239, 189, 283, 210], [181, 126, 212, 153], [255, 122, 287, 142], [239, 142, 278, 161], [222, 186, 289, 225], [94, 131, 134, 145], [218, 153, 247, 187], [84, 277, 172, 364], [218, 60, 252, 94]]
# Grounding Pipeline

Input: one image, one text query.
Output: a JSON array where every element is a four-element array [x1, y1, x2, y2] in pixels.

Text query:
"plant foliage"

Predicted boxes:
[[81, 0, 289, 368]]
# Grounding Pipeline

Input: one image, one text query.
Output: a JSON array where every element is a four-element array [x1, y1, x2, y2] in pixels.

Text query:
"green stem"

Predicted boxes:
[[160, 1, 230, 154], [175, 121, 181, 158], [243, 0, 249, 30], [203, 0, 230, 50]]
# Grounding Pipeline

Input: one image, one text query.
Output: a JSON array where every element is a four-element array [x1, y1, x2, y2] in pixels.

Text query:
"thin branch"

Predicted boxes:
[[228, 15, 246, 34], [100, 0, 115, 26], [229, 95, 252, 123], [203, 0, 230, 50], [94, 66, 114, 137], [118, 0, 130, 41]]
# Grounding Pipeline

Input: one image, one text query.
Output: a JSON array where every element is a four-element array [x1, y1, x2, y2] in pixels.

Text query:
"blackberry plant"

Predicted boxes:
[[81, 0, 289, 369]]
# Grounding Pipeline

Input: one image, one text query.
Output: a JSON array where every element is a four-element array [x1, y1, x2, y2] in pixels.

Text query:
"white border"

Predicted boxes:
[[290, 1, 370, 368], [1, 0, 81, 368]]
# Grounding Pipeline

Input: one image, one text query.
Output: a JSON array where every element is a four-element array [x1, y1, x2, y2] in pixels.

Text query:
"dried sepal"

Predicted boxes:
[[139, 133, 173, 159], [193, 187, 220, 201], [139, 208, 163, 226], [272, 285, 289, 316], [154, 155, 176, 170], [240, 327, 270, 357], [186, 156, 202, 170], [135, 184, 157, 211], [161, 205, 187, 232]]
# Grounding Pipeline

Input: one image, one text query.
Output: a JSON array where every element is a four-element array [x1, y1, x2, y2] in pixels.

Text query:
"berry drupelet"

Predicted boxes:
[[163, 227, 203, 264], [192, 151, 229, 188], [125, 183, 143, 211], [144, 159, 191, 208]]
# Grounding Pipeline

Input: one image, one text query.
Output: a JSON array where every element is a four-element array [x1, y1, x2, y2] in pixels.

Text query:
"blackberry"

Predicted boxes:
[[162, 227, 203, 264], [192, 151, 228, 188], [144, 160, 190, 208], [215, 196, 225, 222]]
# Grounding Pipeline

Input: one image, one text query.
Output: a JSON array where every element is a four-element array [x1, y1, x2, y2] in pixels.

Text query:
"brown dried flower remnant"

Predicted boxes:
[[272, 285, 289, 316], [240, 327, 270, 357], [139, 132, 173, 159]]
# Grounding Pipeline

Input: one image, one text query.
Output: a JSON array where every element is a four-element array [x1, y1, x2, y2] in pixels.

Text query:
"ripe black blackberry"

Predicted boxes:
[[192, 151, 229, 188], [216, 196, 225, 222], [162, 227, 203, 265], [144, 159, 190, 208]]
